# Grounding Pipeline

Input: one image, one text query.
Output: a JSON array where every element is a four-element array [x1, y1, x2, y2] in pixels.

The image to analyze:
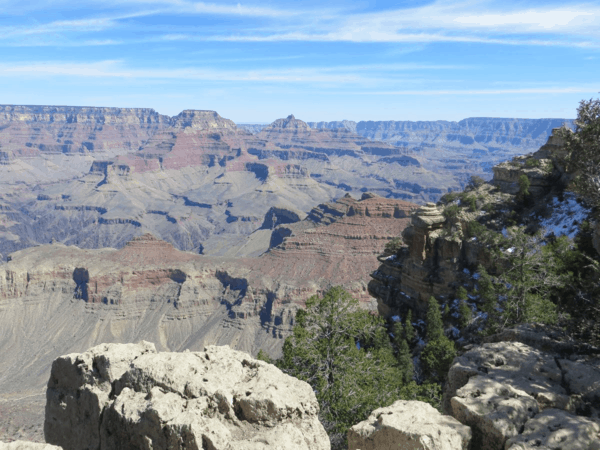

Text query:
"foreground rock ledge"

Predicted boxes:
[[44, 342, 330, 450], [347, 400, 471, 450]]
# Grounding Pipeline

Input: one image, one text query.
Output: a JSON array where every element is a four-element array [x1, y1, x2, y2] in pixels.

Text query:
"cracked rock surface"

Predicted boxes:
[[444, 341, 600, 450], [347, 400, 471, 450], [44, 342, 329, 450]]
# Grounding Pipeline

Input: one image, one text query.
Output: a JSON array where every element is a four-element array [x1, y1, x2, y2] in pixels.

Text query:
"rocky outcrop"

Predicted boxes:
[[45, 342, 329, 450], [444, 341, 600, 450], [369, 201, 463, 317], [347, 400, 471, 450], [505, 409, 600, 450], [0, 442, 62, 450]]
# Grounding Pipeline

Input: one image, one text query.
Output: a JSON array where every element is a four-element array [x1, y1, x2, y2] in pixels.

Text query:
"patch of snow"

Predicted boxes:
[[385, 254, 397, 261], [468, 294, 479, 300], [506, 247, 515, 254], [470, 236, 477, 242], [539, 193, 591, 239], [463, 268, 471, 275], [391, 315, 401, 322], [472, 272, 480, 280], [356, 341, 361, 350], [449, 326, 460, 338]]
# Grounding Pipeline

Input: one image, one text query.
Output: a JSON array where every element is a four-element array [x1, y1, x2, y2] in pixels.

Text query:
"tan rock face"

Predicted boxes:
[[45, 342, 330, 450], [347, 400, 471, 450], [505, 409, 600, 450], [444, 340, 600, 450]]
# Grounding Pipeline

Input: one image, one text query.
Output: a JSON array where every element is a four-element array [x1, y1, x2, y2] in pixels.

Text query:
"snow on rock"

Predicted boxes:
[[539, 193, 590, 239]]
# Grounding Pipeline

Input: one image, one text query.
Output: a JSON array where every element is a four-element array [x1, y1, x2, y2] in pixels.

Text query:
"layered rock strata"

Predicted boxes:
[[347, 400, 471, 450], [44, 342, 330, 450], [0, 194, 417, 442]]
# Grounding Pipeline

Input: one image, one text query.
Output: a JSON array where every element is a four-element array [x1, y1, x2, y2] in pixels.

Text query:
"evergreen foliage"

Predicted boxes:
[[557, 98, 600, 206], [469, 226, 572, 333], [384, 237, 403, 255], [404, 309, 415, 342], [421, 297, 457, 382], [518, 174, 531, 200], [275, 286, 440, 449], [458, 300, 472, 329]]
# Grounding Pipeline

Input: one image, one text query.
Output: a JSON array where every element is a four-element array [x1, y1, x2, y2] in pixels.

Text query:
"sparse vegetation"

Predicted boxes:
[[466, 175, 486, 191], [384, 237, 403, 255]]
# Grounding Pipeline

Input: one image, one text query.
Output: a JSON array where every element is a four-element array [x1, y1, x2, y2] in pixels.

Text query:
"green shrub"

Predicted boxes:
[[466, 175, 486, 191], [458, 300, 472, 329], [384, 237, 403, 255], [518, 175, 531, 198], [525, 158, 541, 167], [440, 191, 460, 204], [443, 204, 460, 220], [463, 195, 477, 212]]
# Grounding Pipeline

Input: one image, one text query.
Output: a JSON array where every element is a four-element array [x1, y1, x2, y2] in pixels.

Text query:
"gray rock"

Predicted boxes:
[[347, 400, 471, 450], [451, 376, 539, 450], [45, 342, 329, 450], [0, 442, 62, 450], [505, 409, 600, 450], [443, 342, 568, 415]]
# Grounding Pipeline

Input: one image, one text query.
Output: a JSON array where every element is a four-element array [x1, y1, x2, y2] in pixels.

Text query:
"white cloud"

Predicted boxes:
[[363, 87, 600, 95]]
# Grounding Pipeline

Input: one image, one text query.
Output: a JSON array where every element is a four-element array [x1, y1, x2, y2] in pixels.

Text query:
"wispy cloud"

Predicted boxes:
[[205, 1, 600, 47], [0, 61, 367, 83], [363, 87, 600, 95]]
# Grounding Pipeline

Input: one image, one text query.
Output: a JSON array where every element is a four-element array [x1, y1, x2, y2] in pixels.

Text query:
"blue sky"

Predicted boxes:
[[1, 0, 599, 122]]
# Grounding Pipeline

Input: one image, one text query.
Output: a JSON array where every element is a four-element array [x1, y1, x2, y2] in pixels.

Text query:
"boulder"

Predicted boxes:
[[347, 400, 471, 450], [45, 342, 329, 450], [505, 409, 600, 450], [444, 342, 568, 415], [0, 443, 62, 450], [451, 376, 538, 450]]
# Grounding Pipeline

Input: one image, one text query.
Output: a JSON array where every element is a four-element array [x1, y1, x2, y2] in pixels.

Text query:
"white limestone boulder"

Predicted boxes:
[[0, 443, 62, 450], [44, 343, 329, 450], [505, 409, 600, 450], [347, 400, 471, 450], [451, 376, 538, 450]]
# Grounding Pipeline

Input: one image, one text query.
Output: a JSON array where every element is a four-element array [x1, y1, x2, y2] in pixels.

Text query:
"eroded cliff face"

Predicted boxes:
[[368, 127, 583, 319], [0, 194, 417, 442], [0, 105, 171, 156], [0, 108, 454, 261]]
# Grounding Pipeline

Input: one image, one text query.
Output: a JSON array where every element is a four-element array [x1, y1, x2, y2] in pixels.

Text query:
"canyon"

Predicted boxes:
[[1, 104, 587, 447], [0, 193, 416, 442]]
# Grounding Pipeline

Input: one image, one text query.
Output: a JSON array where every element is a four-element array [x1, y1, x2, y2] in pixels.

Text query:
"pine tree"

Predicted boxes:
[[426, 297, 444, 342], [422, 296, 456, 382], [276, 286, 439, 449], [458, 300, 472, 329], [404, 309, 415, 343], [396, 337, 414, 384]]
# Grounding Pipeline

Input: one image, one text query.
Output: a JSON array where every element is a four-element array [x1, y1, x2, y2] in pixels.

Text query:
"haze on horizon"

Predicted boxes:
[[1, 0, 599, 123]]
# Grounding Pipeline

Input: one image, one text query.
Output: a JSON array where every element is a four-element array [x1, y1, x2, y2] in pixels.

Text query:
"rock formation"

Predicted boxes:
[[44, 342, 330, 450], [0, 107, 455, 259], [0, 194, 417, 442], [444, 339, 600, 450], [347, 400, 471, 450], [0, 442, 62, 450]]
